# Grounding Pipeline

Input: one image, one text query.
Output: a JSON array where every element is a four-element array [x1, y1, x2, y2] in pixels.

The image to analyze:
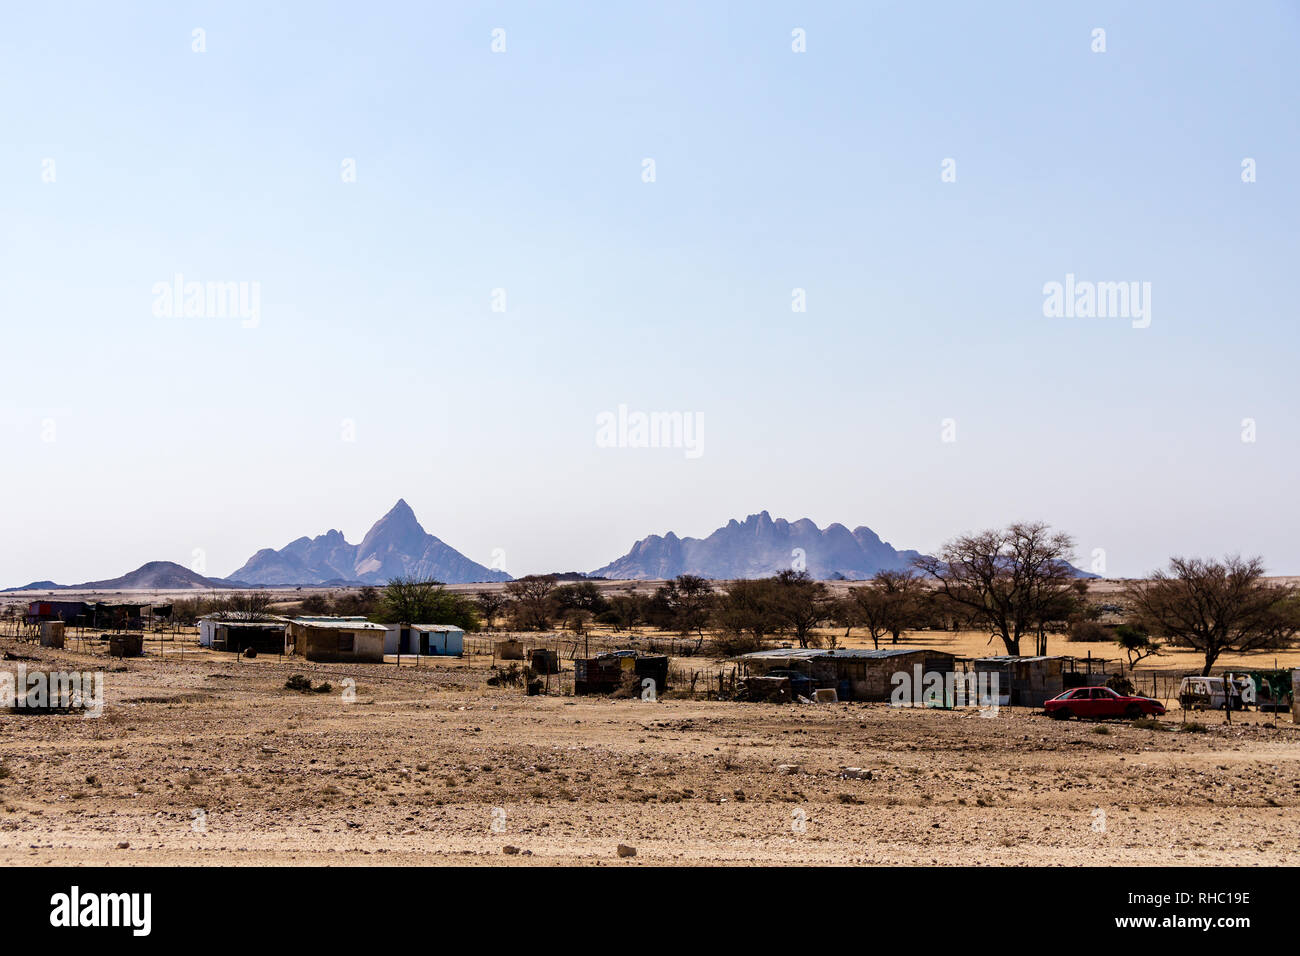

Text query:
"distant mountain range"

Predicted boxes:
[[590, 511, 927, 581], [226, 499, 510, 586], [5, 501, 510, 591], [3, 561, 234, 592], [4, 504, 1093, 592]]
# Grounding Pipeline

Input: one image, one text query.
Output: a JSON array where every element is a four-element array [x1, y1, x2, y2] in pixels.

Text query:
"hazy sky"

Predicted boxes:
[[2, 1, 1297, 585]]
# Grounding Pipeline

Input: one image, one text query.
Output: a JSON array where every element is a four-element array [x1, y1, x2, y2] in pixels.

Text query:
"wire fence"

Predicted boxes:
[[1, 618, 1293, 710]]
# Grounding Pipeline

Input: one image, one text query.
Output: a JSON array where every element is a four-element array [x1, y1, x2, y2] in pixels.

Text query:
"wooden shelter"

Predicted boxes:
[[973, 656, 1066, 707], [739, 647, 957, 702]]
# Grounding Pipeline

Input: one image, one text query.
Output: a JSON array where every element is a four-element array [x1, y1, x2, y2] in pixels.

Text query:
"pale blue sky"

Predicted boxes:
[[1, 1, 1297, 584]]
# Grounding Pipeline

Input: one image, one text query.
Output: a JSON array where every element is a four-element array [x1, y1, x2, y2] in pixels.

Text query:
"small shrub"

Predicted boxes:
[[1092, 725, 1110, 735], [285, 674, 331, 693], [1182, 721, 1208, 734], [1130, 716, 1166, 731], [709, 633, 768, 657], [487, 664, 535, 688], [1068, 621, 1111, 643], [1105, 675, 1135, 696]]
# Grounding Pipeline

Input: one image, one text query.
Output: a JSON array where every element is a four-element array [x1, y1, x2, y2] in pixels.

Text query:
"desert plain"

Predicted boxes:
[[0, 587, 1297, 867]]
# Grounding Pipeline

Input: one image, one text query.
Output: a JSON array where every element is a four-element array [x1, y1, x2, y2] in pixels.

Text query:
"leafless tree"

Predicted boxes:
[[475, 591, 507, 631], [504, 574, 558, 631], [712, 578, 782, 651], [770, 570, 831, 648], [872, 569, 926, 644], [847, 583, 891, 649], [1123, 556, 1299, 675], [913, 521, 1077, 656], [221, 590, 275, 622]]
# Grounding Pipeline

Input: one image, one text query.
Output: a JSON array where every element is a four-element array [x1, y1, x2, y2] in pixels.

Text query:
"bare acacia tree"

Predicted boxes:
[[475, 591, 507, 631], [847, 583, 891, 649], [770, 570, 831, 648], [504, 574, 559, 630], [873, 569, 925, 644], [654, 575, 716, 649], [1114, 624, 1161, 672], [1123, 556, 1299, 676], [913, 521, 1077, 656], [221, 590, 275, 621], [712, 578, 781, 651]]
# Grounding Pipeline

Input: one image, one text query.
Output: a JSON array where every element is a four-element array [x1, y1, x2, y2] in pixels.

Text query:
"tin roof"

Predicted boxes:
[[289, 616, 387, 632], [408, 624, 465, 632], [741, 647, 947, 661], [199, 613, 288, 625], [974, 655, 1062, 664]]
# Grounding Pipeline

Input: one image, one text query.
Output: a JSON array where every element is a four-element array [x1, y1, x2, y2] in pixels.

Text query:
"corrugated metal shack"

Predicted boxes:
[[26, 601, 148, 629], [495, 638, 525, 660], [383, 623, 464, 657], [740, 647, 957, 702], [574, 651, 669, 696], [973, 656, 1065, 707], [284, 617, 386, 663], [26, 601, 93, 626], [198, 615, 287, 654]]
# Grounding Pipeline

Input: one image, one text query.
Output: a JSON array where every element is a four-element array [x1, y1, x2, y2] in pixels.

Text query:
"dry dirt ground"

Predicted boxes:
[[1, 638, 1297, 866]]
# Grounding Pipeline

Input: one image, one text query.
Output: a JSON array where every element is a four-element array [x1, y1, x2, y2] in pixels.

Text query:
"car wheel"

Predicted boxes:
[[1053, 707, 1073, 721], [1125, 704, 1142, 719]]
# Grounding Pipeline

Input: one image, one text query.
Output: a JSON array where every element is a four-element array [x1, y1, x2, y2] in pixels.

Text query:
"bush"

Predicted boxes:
[[284, 674, 312, 692], [487, 663, 535, 688], [709, 632, 768, 657], [1068, 621, 1111, 643], [1130, 716, 1166, 731], [1106, 675, 1135, 696]]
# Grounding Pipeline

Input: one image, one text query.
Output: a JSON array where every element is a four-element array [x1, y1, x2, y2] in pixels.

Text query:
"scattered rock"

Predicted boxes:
[[503, 845, 521, 855], [617, 844, 637, 858]]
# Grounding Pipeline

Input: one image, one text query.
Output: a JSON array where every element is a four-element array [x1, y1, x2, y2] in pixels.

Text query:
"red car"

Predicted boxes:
[[1044, 686, 1166, 720]]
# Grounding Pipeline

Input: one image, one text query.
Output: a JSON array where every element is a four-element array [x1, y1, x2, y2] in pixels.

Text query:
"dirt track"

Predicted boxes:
[[1, 639, 1297, 866]]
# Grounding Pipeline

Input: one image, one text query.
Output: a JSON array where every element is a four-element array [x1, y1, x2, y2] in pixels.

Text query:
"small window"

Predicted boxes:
[[338, 633, 355, 653]]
